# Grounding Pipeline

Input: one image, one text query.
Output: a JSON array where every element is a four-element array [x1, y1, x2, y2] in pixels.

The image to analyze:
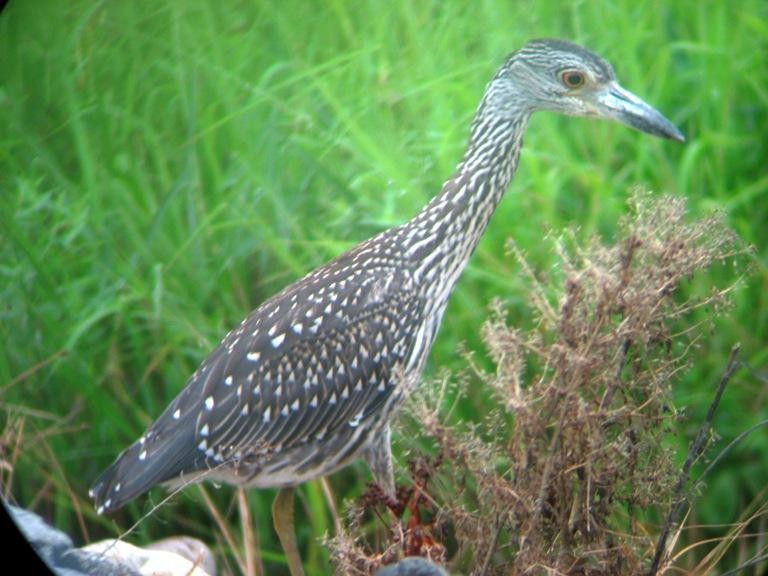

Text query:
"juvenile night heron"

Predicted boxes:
[[90, 39, 683, 574]]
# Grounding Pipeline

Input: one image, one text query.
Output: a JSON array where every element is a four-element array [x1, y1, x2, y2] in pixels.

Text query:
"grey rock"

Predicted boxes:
[[146, 536, 217, 576], [83, 539, 214, 576], [8, 504, 141, 576], [376, 557, 449, 576], [8, 504, 216, 576]]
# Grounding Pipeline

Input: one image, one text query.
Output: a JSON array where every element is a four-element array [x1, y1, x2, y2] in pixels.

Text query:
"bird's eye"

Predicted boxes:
[[560, 70, 585, 89]]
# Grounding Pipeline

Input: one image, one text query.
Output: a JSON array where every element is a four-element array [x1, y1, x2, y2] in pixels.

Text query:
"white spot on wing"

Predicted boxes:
[[224, 375, 233, 386], [200, 423, 209, 437], [173, 409, 181, 419], [271, 333, 285, 348], [205, 396, 215, 411], [263, 407, 271, 423], [292, 322, 303, 334], [247, 351, 260, 362], [349, 411, 364, 427], [139, 450, 147, 461]]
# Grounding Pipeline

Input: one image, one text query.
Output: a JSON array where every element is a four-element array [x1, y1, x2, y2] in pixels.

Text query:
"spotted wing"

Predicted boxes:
[[90, 249, 422, 513]]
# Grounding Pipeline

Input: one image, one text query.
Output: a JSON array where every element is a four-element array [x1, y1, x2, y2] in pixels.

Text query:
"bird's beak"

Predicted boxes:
[[592, 82, 685, 142]]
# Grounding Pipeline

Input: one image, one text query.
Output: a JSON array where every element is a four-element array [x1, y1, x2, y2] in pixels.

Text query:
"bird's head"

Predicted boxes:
[[489, 38, 684, 142]]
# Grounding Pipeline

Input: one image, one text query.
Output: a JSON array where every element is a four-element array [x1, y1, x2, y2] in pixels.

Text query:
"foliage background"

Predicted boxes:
[[1, 0, 766, 573]]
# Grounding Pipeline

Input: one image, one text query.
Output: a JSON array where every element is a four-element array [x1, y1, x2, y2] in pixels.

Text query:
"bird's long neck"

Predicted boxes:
[[399, 97, 530, 302]]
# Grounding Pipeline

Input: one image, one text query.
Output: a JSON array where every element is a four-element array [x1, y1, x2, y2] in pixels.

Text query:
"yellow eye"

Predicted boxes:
[[560, 70, 585, 89]]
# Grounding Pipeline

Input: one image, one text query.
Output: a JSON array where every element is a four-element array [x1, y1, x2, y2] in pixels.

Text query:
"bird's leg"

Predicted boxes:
[[272, 487, 305, 576], [363, 425, 397, 507]]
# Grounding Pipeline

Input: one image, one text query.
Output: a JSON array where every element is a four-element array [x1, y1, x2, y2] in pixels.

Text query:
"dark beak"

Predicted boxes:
[[593, 82, 685, 142]]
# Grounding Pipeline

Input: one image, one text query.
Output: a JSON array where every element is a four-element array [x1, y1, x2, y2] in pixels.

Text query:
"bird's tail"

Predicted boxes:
[[90, 427, 198, 515]]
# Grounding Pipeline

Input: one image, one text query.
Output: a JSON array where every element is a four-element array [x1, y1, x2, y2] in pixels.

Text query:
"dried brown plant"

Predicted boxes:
[[328, 190, 749, 575]]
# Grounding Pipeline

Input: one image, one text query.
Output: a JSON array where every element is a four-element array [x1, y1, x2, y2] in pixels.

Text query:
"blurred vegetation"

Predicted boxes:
[[1, 0, 766, 574]]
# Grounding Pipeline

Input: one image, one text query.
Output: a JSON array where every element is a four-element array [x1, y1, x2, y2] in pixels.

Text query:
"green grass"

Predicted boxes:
[[1, 0, 766, 574]]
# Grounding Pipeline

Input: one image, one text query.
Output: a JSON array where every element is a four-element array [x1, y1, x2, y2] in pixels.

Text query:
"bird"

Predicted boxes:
[[90, 38, 684, 574]]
